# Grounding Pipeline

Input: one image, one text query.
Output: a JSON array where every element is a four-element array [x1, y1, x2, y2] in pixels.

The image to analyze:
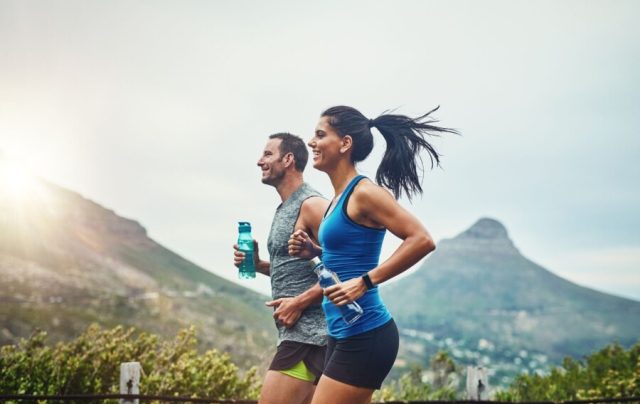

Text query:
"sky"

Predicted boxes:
[[1, 0, 639, 300]]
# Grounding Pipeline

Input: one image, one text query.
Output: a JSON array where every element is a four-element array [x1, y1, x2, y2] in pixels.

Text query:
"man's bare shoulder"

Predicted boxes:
[[298, 195, 329, 237], [300, 195, 329, 217], [300, 196, 329, 220]]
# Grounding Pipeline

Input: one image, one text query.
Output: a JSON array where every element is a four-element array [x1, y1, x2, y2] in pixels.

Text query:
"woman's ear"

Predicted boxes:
[[340, 135, 353, 154]]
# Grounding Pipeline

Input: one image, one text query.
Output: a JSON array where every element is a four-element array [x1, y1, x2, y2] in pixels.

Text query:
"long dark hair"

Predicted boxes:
[[321, 106, 458, 200]]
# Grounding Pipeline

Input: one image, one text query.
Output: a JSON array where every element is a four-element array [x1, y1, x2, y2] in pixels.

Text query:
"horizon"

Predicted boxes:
[[3, 161, 638, 304]]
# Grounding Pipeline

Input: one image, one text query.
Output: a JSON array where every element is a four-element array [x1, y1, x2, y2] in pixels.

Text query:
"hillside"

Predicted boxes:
[[0, 173, 275, 367], [383, 218, 640, 382]]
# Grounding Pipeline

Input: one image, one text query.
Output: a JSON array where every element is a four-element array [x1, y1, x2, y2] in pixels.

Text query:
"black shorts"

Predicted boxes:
[[269, 340, 327, 384], [323, 319, 399, 390]]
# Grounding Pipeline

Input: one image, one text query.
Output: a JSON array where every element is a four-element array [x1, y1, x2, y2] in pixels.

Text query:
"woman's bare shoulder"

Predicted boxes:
[[352, 178, 395, 207]]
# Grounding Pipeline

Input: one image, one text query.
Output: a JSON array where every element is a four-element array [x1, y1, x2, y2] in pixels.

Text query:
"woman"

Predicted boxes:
[[288, 105, 457, 403]]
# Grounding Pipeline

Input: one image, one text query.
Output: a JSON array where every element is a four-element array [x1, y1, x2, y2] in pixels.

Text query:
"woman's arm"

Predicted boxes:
[[325, 181, 435, 306]]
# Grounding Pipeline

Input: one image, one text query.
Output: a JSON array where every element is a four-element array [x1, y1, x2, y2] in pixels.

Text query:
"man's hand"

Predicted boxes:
[[288, 230, 318, 258], [324, 277, 367, 306], [233, 240, 260, 268], [265, 297, 303, 328]]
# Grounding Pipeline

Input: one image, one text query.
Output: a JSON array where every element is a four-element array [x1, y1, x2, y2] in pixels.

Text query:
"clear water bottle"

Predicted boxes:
[[237, 221, 256, 279], [310, 257, 363, 325]]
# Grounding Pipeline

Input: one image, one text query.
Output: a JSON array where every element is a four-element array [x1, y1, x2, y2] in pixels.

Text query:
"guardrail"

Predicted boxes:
[[1, 393, 639, 403]]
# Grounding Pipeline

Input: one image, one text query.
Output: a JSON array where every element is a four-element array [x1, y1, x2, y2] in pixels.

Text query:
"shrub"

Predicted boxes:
[[374, 351, 460, 402], [0, 324, 260, 400], [495, 342, 640, 401]]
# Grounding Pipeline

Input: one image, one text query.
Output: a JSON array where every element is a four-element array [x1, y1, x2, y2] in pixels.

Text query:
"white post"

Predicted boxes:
[[466, 366, 489, 400], [120, 362, 141, 404]]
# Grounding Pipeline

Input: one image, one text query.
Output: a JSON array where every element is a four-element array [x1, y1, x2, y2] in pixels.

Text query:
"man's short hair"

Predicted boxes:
[[269, 132, 308, 172]]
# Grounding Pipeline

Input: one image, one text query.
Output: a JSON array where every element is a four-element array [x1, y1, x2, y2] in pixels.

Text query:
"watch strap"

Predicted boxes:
[[362, 273, 375, 290]]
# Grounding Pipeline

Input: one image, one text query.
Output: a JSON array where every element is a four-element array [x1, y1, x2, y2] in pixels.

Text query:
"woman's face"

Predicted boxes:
[[308, 116, 344, 172]]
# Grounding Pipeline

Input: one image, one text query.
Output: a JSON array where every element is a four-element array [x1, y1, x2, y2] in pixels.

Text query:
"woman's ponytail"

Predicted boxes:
[[372, 106, 458, 199], [321, 105, 458, 200]]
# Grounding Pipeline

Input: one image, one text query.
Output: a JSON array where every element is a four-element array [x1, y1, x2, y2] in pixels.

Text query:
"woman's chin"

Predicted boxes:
[[312, 161, 327, 172]]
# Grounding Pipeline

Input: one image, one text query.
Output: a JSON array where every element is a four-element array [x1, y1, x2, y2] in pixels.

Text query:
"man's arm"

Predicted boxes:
[[266, 283, 323, 328], [298, 196, 327, 244], [255, 258, 270, 276], [287, 196, 327, 258]]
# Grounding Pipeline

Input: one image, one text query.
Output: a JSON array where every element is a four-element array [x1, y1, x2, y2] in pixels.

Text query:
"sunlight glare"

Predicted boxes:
[[0, 157, 40, 199]]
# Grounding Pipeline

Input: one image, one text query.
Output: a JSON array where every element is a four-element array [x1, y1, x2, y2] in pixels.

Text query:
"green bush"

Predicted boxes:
[[495, 342, 640, 401], [374, 351, 460, 402], [0, 324, 260, 400]]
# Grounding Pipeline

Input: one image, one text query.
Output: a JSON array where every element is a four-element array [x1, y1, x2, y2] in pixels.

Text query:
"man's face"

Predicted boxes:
[[257, 138, 287, 186]]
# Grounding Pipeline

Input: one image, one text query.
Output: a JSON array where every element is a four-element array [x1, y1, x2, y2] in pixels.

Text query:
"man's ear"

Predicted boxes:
[[340, 135, 353, 154], [283, 152, 295, 168]]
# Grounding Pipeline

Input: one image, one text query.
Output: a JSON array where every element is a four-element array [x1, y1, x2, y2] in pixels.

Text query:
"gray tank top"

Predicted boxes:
[[267, 183, 327, 346]]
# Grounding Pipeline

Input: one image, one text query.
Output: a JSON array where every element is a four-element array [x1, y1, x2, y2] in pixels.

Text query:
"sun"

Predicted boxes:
[[0, 156, 40, 200]]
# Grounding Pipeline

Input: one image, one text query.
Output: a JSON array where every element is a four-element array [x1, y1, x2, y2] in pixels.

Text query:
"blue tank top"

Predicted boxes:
[[318, 175, 392, 339]]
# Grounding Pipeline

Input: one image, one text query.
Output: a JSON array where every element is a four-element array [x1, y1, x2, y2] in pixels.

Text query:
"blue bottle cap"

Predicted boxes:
[[238, 221, 252, 232]]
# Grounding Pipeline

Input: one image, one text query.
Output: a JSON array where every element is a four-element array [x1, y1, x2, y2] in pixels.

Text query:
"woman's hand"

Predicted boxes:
[[324, 277, 367, 306], [288, 229, 320, 258]]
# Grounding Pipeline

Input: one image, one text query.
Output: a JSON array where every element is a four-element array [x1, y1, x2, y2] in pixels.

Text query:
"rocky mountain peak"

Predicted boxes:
[[457, 217, 510, 240], [446, 217, 517, 254]]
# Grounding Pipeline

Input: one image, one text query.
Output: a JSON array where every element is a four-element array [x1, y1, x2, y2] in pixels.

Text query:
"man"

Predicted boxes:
[[233, 133, 328, 404]]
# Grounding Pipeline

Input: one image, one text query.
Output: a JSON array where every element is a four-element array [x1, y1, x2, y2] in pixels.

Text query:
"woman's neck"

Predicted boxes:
[[327, 165, 359, 197]]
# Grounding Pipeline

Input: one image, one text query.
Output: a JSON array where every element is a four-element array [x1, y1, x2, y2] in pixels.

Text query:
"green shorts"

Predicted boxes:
[[269, 341, 326, 384], [279, 360, 316, 382]]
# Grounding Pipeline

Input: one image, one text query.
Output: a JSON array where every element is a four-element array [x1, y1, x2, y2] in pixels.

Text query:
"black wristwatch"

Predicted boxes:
[[362, 273, 375, 290]]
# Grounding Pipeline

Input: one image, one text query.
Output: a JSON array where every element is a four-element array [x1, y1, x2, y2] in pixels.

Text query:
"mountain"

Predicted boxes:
[[383, 218, 640, 382], [0, 174, 275, 367]]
